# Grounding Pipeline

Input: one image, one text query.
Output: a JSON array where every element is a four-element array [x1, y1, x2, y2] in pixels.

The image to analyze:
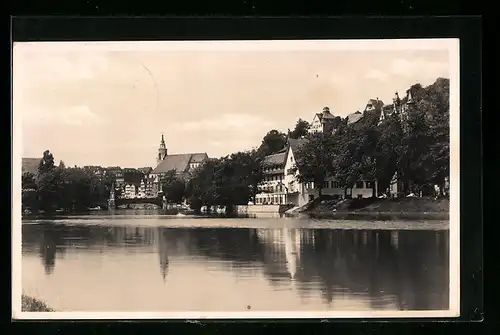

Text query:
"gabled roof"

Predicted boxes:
[[22, 158, 41, 175], [262, 152, 287, 168], [366, 99, 384, 110], [137, 167, 153, 174], [190, 153, 209, 163], [151, 153, 208, 174], [288, 138, 308, 155], [347, 112, 363, 124]]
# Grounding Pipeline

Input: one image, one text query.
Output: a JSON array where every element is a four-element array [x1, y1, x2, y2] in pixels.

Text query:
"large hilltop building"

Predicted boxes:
[[310, 107, 340, 134]]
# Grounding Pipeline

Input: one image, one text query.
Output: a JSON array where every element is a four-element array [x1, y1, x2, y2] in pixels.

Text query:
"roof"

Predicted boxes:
[[137, 167, 153, 174], [288, 138, 308, 155], [190, 153, 208, 163], [347, 112, 363, 124], [366, 99, 384, 110], [262, 152, 287, 168], [151, 153, 208, 174], [22, 158, 40, 175]]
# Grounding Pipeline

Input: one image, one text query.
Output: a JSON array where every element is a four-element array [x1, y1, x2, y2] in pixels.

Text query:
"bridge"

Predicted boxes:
[[109, 196, 164, 209]]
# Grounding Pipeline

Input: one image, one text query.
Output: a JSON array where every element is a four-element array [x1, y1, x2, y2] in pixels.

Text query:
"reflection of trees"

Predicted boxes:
[[22, 223, 449, 310]]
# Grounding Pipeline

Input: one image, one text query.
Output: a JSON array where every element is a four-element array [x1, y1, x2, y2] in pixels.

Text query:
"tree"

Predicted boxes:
[[289, 132, 335, 197], [22, 172, 37, 190], [258, 130, 287, 156], [36, 150, 62, 212], [290, 119, 310, 139], [186, 159, 219, 212], [38, 150, 55, 174], [161, 170, 186, 204]]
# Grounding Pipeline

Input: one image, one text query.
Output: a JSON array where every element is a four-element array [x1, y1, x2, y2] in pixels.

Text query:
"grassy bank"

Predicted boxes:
[[306, 196, 449, 220], [22, 295, 54, 312]]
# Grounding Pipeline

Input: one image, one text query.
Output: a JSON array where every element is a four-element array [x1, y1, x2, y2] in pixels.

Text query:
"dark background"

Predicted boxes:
[[8, 7, 485, 335]]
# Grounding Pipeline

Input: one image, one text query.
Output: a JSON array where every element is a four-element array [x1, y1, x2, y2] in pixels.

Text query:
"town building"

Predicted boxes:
[[255, 136, 378, 207], [310, 107, 340, 134], [364, 98, 384, 113], [124, 183, 137, 199], [144, 175, 160, 197], [378, 90, 415, 128], [255, 150, 288, 205], [138, 167, 153, 175], [150, 134, 209, 193], [106, 167, 125, 187], [347, 111, 363, 124]]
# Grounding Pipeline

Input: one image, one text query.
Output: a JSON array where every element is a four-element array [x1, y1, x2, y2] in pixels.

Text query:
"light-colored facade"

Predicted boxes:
[[310, 106, 339, 134], [124, 183, 137, 199], [305, 178, 377, 200], [255, 151, 288, 205]]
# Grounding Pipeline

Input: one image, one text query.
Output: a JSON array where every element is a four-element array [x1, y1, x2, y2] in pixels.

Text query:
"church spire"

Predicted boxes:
[[157, 133, 167, 165]]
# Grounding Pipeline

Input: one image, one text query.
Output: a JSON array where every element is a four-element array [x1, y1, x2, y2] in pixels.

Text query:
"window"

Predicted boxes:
[[356, 181, 364, 188], [323, 181, 329, 189], [334, 181, 341, 188], [366, 181, 373, 188]]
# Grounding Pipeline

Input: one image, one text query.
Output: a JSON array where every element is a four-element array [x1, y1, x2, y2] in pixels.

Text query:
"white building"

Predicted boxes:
[[310, 106, 339, 134], [124, 183, 137, 199], [255, 136, 378, 207], [137, 179, 146, 198]]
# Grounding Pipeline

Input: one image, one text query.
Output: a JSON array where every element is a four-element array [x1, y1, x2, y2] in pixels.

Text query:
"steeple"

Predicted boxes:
[[157, 133, 167, 166], [406, 89, 415, 104]]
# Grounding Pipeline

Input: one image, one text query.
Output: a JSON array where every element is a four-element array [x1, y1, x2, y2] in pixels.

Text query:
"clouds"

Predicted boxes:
[[364, 57, 448, 82], [364, 69, 390, 82], [14, 42, 453, 167], [173, 113, 276, 133], [22, 105, 107, 127]]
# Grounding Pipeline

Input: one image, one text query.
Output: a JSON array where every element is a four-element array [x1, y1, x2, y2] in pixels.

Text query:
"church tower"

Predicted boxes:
[[157, 134, 167, 166], [401, 89, 416, 133]]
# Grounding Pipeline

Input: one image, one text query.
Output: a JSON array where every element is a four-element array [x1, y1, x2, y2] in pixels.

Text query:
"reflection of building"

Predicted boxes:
[[157, 228, 170, 282], [283, 228, 301, 279]]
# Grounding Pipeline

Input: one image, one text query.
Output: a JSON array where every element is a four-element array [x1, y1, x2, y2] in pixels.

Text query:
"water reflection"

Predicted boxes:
[[22, 223, 449, 311]]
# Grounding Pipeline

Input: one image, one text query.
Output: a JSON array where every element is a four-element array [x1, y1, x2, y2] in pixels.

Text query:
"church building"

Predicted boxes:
[[150, 134, 209, 186]]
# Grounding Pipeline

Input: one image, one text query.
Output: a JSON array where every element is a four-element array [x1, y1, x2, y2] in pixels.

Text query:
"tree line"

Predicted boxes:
[[23, 151, 116, 213]]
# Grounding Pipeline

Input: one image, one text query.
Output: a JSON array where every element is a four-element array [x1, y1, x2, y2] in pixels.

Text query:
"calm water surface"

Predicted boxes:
[[22, 211, 449, 312]]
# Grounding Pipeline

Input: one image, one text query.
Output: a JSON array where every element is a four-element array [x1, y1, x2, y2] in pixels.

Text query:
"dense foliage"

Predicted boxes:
[[291, 78, 450, 197], [23, 152, 116, 213]]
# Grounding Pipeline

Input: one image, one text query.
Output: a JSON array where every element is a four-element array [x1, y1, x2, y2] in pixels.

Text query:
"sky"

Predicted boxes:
[[13, 40, 454, 168]]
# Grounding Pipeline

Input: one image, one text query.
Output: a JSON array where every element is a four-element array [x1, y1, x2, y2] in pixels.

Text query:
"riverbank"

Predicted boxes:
[[22, 294, 53, 312], [305, 197, 450, 220]]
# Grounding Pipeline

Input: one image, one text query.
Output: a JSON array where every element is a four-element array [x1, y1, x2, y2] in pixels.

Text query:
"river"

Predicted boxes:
[[21, 210, 450, 313]]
